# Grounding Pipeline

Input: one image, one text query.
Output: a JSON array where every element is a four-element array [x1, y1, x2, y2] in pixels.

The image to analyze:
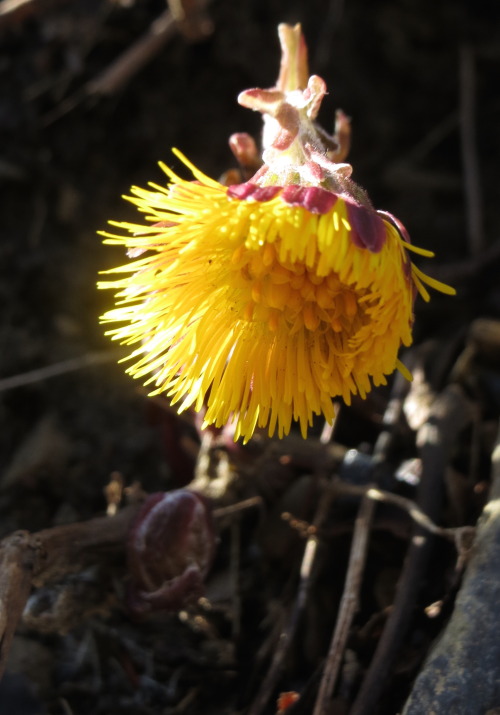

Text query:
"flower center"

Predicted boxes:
[[230, 240, 372, 337]]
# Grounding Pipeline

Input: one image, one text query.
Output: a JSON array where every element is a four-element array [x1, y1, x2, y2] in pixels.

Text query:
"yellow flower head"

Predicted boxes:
[[99, 24, 455, 443]]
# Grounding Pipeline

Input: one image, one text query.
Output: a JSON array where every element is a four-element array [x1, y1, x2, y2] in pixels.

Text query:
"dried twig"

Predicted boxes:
[[85, 9, 177, 97], [212, 496, 263, 520], [0, 0, 62, 27], [229, 521, 242, 639], [0, 0, 35, 20], [43, 0, 213, 124], [0, 350, 123, 393], [350, 384, 474, 715], [341, 484, 469, 543], [459, 44, 484, 256], [313, 494, 375, 714], [86, 0, 212, 97], [248, 481, 336, 715], [42, 7, 182, 125]]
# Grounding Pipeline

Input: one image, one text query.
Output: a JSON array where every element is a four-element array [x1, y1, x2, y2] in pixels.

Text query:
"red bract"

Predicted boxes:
[[126, 489, 216, 615]]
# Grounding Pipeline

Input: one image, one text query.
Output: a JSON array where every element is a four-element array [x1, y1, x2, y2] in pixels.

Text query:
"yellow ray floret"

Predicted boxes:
[[99, 152, 455, 442]]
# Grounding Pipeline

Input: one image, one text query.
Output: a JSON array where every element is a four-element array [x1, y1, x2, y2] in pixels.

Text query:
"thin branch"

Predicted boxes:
[[85, 0, 212, 97], [43, 0, 213, 125], [0, 0, 33, 13], [0, 350, 123, 393], [350, 385, 474, 715], [85, 9, 177, 97], [212, 496, 263, 520], [459, 44, 484, 256], [248, 482, 335, 715], [313, 494, 375, 713], [328, 481, 469, 545], [229, 520, 242, 639], [0, 0, 64, 27]]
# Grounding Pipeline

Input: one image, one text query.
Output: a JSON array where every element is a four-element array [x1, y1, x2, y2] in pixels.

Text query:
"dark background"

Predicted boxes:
[[0, 0, 499, 712]]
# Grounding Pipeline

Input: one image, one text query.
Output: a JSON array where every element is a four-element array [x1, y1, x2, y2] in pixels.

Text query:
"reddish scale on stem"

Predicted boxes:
[[228, 182, 387, 251], [378, 209, 417, 289]]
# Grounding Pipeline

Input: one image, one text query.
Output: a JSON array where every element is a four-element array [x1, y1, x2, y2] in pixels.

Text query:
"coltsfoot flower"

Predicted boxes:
[[99, 24, 455, 443]]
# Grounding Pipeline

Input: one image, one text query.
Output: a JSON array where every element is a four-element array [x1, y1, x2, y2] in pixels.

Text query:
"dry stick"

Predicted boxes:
[[42, 10, 179, 124], [86, 0, 211, 96], [339, 484, 457, 542], [229, 520, 242, 640], [311, 369, 411, 711], [0, 349, 123, 393], [0, 0, 35, 19], [0, 0, 33, 14], [312, 366, 437, 713], [313, 494, 375, 714], [43, 0, 212, 124], [350, 384, 474, 715], [58, 697, 75, 715], [248, 483, 336, 715], [459, 44, 484, 256], [85, 9, 178, 97], [0, 0, 59, 27], [249, 539, 319, 715], [212, 496, 263, 520]]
